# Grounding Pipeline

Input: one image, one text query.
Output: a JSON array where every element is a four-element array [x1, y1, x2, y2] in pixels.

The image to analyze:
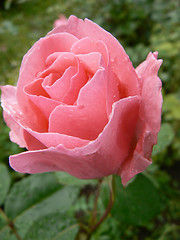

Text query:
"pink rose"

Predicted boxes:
[[1, 16, 162, 186], [53, 14, 67, 28]]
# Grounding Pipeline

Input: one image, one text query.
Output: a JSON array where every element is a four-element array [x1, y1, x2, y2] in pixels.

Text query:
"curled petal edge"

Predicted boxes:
[[9, 96, 140, 185]]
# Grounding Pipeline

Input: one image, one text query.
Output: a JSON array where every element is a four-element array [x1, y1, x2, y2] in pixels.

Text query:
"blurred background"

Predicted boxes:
[[0, 0, 180, 239]]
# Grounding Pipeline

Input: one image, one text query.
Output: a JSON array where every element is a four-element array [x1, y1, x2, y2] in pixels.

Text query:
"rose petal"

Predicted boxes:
[[1, 86, 89, 151], [96, 40, 109, 66], [1, 85, 27, 131], [24, 79, 61, 119], [136, 52, 162, 136], [62, 60, 88, 105], [120, 152, 152, 186], [49, 69, 108, 140], [1, 85, 48, 136], [3, 111, 26, 148], [45, 52, 66, 67], [24, 78, 49, 98], [39, 52, 77, 79], [118, 52, 163, 186], [54, 14, 67, 28], [71, 37, 109, 65], [136, 52, 162, 157], [17, 33, 78, 120], [49, 15, 139, 96], [9, 96, 140, 179], [23, 129, 89, 150], [106, 66, 121, 116], [23, 131, 47, 150], [0, 85, 26, 147], [71, 37, 97, 54], [42, 66, 77, 101], [77, 52, 102, 73]]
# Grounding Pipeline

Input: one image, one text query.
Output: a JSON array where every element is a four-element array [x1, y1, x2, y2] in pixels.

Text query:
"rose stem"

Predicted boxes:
[[89, 175, 115, 234], [90, 178, 103, 227]]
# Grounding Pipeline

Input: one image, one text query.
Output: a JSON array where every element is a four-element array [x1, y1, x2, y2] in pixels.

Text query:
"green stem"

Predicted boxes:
[[90, 175, 115, 234], [90, 178, 103, 227]]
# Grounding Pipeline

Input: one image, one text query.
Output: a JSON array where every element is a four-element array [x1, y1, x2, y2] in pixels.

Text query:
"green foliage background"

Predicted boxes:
[[0, 0, 180, 239]]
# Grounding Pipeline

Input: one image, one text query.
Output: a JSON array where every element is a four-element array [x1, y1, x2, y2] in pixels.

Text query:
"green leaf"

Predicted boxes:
[[0, 211, 6, 230], [0, 227, 16, 240], [55, 172, 96, 186], [24, 212, 78, 240], [4, 172, 61, 219], [54, 225, 79, 240], [1, 173, 79, 239], [14, 185, 79, 238], [0, 164, 11, 206], [111, 174, 162, 226], [152, 123, 174, 156]]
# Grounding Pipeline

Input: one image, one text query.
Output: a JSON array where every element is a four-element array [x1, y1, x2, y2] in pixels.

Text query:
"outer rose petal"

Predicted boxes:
[[118, 52, 163, 185], [1, 84, 48, 133], [136, 52, 162, 137], [3, 111, 26, 148], [54, 14, 67, 28], [120, 152, 152, 186], [10, 96, 140, 182], [23, 130, 89, 150], [17, 33, 78, 130], [1, 85, 26, 147], [0, 85, 90, 150]]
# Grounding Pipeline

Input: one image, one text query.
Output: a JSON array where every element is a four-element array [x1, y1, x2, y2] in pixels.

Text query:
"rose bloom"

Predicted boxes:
[[1, 16, 162, 186]]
